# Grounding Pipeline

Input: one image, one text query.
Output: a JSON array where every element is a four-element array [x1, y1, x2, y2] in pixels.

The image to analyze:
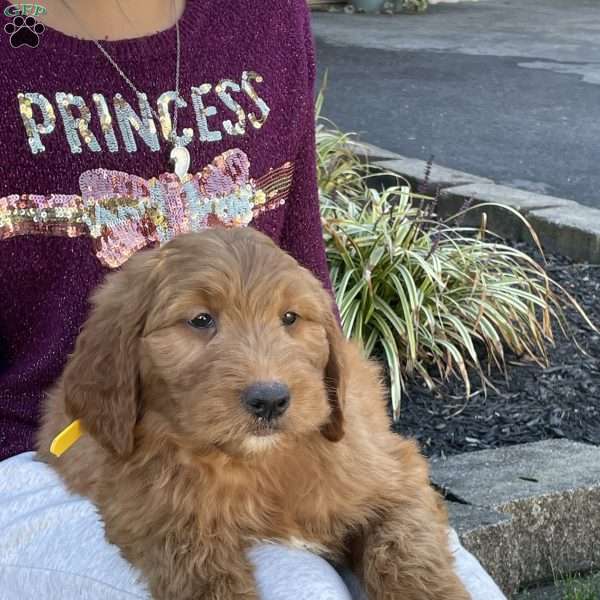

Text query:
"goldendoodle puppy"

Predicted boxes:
[[37, 227, 470, 600]]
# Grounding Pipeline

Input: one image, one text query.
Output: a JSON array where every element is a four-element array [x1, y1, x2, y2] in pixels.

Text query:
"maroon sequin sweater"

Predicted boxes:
[[0, 0, 333, 460]]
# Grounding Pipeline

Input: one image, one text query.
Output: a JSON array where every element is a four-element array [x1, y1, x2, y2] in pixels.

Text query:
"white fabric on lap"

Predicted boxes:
[[0, 452, 356, 600], [0, 452, 147, 600], [250, 545, 354, 600], [0, 452, 506, 600]]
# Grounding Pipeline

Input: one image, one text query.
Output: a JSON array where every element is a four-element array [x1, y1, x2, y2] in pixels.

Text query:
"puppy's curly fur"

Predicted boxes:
[[37, 227, 469, 600]]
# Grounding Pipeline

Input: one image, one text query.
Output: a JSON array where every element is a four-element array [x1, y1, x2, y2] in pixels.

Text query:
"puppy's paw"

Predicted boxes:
[[359, 517, 471, 600]]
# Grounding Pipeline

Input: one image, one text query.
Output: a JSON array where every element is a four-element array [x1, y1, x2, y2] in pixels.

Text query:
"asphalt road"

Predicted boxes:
[[312, 0, 600, 208]]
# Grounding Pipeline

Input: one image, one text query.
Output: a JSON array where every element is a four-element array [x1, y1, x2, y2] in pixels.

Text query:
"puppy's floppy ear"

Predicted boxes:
[[320, 306, 347, 442], [62, 249, 158, 457]]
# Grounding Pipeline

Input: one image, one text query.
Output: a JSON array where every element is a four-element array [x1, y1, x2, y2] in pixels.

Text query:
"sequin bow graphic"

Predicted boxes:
[[0, 149, 294, 268]]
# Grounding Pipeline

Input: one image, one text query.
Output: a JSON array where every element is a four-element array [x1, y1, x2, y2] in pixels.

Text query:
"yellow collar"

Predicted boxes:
[[50, 420, 84, 457]]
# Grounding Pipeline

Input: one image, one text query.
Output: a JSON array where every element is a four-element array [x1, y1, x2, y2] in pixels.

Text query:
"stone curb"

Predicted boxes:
[[431, 440, 600, 597], [346, 140, 600, 263]]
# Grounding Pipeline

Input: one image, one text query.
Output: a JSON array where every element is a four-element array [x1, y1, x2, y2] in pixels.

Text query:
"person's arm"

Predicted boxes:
[[280, 8, 339, 319]]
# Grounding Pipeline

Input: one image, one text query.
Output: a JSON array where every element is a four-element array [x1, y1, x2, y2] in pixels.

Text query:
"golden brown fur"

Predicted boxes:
[[37, 227, 469, 600]]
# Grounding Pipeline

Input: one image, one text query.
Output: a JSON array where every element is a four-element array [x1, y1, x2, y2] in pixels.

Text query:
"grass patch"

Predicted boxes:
[[518, 572, 600, 600], [562, 572, 600, 600]]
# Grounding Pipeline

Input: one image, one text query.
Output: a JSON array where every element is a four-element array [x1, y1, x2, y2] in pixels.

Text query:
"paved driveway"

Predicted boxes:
[[312, 0, 600, 207]]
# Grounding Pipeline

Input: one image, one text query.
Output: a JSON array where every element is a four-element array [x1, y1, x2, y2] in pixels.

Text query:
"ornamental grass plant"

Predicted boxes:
[[315, 84, 596, 419]]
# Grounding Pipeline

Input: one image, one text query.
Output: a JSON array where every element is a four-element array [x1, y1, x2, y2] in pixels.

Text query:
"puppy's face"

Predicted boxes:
[[61, 228, 345, 459]]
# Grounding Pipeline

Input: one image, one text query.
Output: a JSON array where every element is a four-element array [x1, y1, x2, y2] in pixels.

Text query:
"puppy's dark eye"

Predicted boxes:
[[187, 313, 215, 329], [281, 311, 298, 326]]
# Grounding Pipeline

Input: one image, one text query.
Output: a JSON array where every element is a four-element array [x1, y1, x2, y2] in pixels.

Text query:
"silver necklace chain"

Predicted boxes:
[[60, 0, 181, 144]]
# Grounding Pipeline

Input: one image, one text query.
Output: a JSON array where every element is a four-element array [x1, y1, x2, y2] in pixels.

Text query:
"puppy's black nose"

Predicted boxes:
[[242, 382, 290, 420]]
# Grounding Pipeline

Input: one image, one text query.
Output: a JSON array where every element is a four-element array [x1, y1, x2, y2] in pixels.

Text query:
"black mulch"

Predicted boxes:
[[390, 243, 600, 459]]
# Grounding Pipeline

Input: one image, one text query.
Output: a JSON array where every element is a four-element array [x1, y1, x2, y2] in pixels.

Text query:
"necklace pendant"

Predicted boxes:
[[170, 146, 191, 181]]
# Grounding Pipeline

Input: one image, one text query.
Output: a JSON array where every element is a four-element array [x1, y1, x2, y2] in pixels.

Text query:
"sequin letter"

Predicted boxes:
[[55, 92, 102, 154], [215, 79, 246, 137], [157, 91, 194, 146], [92, 93, 119, 153], [191, 84, 222, 143], [18, 92, 56, 154], [113, 92, 160, 153], [242, 71, 270, 130]]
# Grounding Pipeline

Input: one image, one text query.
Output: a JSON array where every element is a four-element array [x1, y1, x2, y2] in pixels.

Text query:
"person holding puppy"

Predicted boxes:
[[0, 1, 505, 598]]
